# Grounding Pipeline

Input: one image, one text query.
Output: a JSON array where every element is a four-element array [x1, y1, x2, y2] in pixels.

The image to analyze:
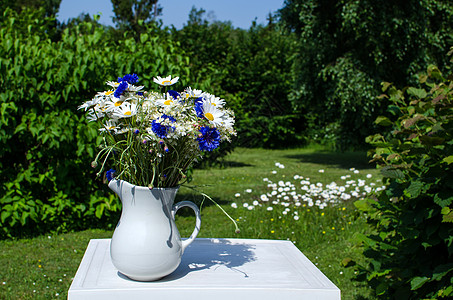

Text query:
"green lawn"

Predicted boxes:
[[0, 147, 381, 299]]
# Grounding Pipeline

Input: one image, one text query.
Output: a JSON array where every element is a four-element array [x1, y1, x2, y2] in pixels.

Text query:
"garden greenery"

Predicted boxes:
[[354, 51, 453, 298], [0, 8, 192, 237], [0, 0, 452, 243]]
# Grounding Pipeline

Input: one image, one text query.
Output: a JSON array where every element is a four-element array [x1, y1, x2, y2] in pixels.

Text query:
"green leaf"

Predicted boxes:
[[405, 181, 424, 198], [442, 156, 453, 165], [411, 276, 430, 290], [420, 135, 444, 146], [376, 282, 388, 295], [407, 87, 427, 99], [381, 82, 392, 92], [1, 211, 10, 223], [432, 263, 453, 281], [381, 166, 405, 179], [434, 193, 453, 208], [441, 207, 453, 223], [140, 33, 149, 43], [375, 116, 393, 126]]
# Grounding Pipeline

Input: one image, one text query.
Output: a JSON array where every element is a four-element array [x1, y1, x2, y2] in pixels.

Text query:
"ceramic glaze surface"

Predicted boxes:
[[108, 179, 201, 281]]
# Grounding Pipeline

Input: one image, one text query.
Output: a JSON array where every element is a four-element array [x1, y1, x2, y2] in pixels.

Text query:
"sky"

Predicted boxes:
[[57, 0, 286, 29]]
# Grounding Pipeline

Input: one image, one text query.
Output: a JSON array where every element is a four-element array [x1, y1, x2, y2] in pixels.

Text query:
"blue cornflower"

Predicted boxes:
[[118, 73, 139, 84], [168, 90, 180, 99], [161, 114, 176, 122], [197, 126, 221, 151], [151, 115, 176, 138], [106, 169, 116, 182], [114, 81, 128, 98], [136, 92, 144, 96], [134, 129, 140, 134], [194, 101, 204, 118]]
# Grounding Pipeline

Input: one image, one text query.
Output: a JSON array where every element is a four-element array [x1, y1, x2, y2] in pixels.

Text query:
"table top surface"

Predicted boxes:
[[68, 238, 340, 299]]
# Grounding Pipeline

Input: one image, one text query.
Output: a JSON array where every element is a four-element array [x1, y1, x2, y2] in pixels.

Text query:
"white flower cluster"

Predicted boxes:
[[78, 74, 236, 187], [79, 75, 235, 143], [231, 163, 385, 213]]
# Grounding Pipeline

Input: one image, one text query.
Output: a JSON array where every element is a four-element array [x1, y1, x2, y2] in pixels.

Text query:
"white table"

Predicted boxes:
[[68, 238, 340, 299]]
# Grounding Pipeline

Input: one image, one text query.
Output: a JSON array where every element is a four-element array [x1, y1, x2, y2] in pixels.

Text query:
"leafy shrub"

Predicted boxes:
[[279, 0, 453, 150], [0, 8, 194, 238], [354, 51, 453, 298], [172, 9, 303, 148]]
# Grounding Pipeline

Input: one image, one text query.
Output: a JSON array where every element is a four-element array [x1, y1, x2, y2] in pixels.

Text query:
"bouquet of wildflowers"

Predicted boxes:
[[79, 74, 236, 188]]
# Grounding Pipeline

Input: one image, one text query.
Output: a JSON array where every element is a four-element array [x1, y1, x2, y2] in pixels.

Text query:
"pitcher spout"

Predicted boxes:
[[108, 179, 122, 195]]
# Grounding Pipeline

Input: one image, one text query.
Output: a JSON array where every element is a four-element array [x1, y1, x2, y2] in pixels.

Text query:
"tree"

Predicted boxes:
[[279, 0, 453, 150], [111, 0, 161, 33], [0, 0, 61, 18], [171, 8, 301, 148]]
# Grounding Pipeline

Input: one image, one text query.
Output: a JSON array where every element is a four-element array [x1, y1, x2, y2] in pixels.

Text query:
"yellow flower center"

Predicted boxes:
[[162, 80, 172, 85], [105, 91, 113, 95], [124, 111, 132, 116], [115, 101, 123, 107], [164, 99, 173, 105], [205, 112, 214, 121]]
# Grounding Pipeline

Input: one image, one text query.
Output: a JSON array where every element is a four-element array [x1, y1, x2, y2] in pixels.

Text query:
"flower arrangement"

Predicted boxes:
[[79, 74, 236, 188]]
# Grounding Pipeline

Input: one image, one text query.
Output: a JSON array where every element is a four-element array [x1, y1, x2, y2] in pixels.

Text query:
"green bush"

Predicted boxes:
[[354, 51, 453, 298], [0, 8, 193, 238], [172, 9, 302, 148], [279, 0, 453, 150]]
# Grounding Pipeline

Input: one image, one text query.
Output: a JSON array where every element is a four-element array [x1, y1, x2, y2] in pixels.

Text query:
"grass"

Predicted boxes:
[[0, 147, 381, 299]]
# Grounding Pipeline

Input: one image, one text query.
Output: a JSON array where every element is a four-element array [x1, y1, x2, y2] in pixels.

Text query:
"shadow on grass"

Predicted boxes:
[[222, 161, 253, 168], [285, 151, 376, 170]]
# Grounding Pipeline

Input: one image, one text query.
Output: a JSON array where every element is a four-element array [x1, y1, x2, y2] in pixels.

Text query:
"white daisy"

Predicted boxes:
[[202, 101, 224, 126], [104, 97, 125, 111], [112, 102, 137, 118], [184, 87, 204, 99], [106, 81, 120, 88], [205, 93, 225, 107], [78, 97, 100, 111], [99, 120, 119, 132], [153, 75, 179, 86], [156, 94, 177, 107]]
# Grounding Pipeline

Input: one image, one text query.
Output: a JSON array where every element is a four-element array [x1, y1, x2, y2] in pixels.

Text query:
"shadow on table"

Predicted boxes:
[[161, 239, 257, 281]]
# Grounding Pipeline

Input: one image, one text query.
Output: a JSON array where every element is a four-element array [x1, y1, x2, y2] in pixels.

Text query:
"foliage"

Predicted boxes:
[[279, 0, 453, 150], [0, 0, 61, 18], [0, 8, 192, 238], [355, 54, 453, 298], [111, 0, 161, 35], [172, 8, 302, 148]]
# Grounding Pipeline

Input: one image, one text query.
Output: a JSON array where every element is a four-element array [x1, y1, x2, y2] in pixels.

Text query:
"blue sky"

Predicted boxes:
[[57, 0, 286, 29]]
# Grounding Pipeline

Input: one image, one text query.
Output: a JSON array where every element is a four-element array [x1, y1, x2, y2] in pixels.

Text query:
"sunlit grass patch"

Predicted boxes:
[[1, 147, 378, 299]]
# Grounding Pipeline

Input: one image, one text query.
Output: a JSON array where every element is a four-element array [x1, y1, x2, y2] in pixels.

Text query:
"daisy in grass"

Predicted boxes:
[[153, 75, 179, 86]]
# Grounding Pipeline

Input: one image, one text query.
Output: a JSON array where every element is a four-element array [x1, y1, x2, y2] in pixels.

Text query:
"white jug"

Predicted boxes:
[[108, 179, 201, 281]]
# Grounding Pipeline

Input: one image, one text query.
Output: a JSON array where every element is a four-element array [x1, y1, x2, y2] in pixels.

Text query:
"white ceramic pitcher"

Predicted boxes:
[[108, 179, 201, 281]]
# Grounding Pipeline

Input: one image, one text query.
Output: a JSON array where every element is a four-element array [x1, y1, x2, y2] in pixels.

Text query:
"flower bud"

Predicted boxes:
[[91, 161, 98, 168]]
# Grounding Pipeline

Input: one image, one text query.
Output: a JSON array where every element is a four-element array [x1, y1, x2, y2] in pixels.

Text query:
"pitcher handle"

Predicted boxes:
[[172, 201, 201, 253]]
